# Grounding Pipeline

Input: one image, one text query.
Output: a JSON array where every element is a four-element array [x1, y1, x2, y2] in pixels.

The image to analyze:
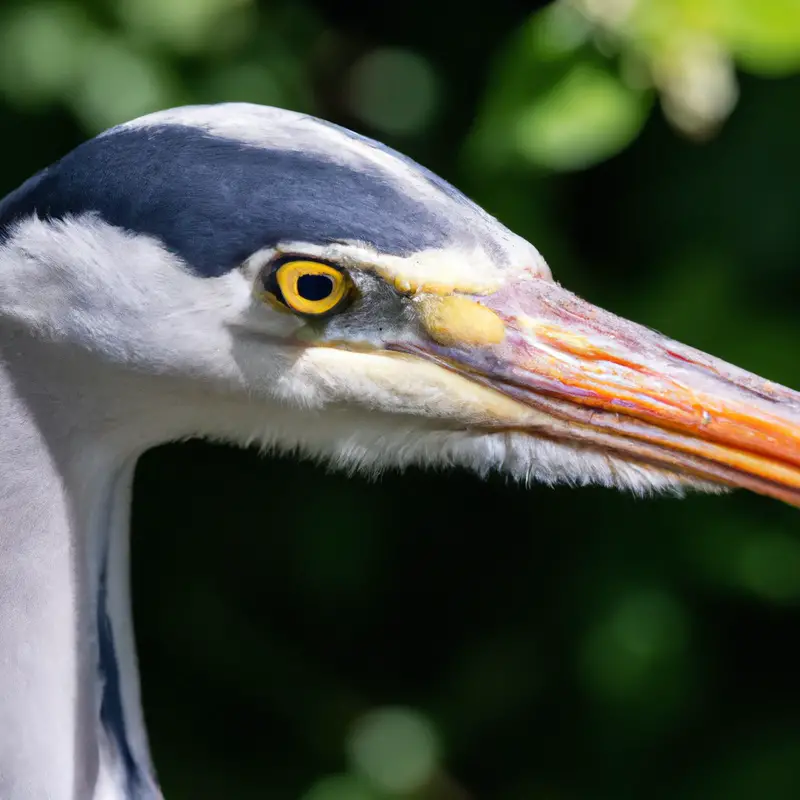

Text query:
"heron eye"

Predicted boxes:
[[265, 259, 352, 316]]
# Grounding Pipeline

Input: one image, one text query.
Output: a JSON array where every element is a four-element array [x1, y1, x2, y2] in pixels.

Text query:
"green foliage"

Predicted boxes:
[[2, 0, 800, 797]]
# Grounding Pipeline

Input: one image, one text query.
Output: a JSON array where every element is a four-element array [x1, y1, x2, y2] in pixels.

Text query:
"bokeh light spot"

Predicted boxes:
[[580, 588, 690, 706], [512, 62, 648, 170], [529, 2, 591, 60], [0, 2, 91, 106], [654, 35, 738, 139], [734, 531, 800, 603], [113, 0, 253, 55], [346, 48, 439, 136], [346, 706, 440, 794], [687, 520, 800, 605], [71, 40, 179, 132], [301, 774, 378, 800]]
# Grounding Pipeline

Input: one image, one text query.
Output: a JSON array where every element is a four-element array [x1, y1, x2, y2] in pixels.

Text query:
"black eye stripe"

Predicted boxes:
[[297, 273, 334, 301], [260, 267, 287, 305]]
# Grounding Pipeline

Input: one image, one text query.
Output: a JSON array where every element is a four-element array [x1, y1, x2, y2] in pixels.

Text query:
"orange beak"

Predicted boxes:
[[398, 278, 800, 507]]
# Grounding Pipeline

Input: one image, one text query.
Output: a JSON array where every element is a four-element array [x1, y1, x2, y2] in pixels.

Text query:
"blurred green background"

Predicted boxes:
[[3, 0, 800, 797]]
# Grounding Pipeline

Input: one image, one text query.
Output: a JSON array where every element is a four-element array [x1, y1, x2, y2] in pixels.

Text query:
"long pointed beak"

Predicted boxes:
[[399, 278, 800, 507]]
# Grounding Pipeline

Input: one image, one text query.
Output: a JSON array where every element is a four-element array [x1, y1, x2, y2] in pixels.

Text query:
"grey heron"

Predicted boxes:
[[0, 102, 798, 799]]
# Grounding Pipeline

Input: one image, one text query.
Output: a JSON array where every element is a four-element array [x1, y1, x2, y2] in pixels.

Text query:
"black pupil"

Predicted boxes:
[[297, 273, 334, 301]]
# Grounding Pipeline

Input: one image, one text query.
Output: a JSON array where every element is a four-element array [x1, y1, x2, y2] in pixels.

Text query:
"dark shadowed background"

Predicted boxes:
[[2, 0, 800, 797]]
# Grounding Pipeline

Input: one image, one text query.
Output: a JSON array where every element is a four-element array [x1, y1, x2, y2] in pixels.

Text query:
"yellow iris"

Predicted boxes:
[[270, 260, 352, 316]]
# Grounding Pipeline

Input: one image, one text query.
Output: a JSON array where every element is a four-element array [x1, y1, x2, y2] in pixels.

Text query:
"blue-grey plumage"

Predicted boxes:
[[0, 105, 514, 277], [1, 103, 799, 800]]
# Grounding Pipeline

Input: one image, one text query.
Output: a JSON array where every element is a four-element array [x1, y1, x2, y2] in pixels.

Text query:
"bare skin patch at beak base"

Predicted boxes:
[[416, 295, 506, 348]]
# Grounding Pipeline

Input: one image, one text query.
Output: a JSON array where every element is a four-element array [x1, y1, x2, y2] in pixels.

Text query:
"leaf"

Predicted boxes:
[[714, 0, 800, 75], [511, 61, 651, 171]]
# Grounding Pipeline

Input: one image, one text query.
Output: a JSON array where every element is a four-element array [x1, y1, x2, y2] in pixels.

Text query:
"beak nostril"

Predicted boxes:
[[416, 295, 506, 348]]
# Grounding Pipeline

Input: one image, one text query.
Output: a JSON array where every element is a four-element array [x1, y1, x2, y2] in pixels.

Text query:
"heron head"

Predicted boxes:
[[2, 103, 799, 505]]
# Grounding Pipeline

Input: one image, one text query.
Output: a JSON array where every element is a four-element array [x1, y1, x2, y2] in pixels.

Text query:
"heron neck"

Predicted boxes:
[[0, 344, 160, 799]]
